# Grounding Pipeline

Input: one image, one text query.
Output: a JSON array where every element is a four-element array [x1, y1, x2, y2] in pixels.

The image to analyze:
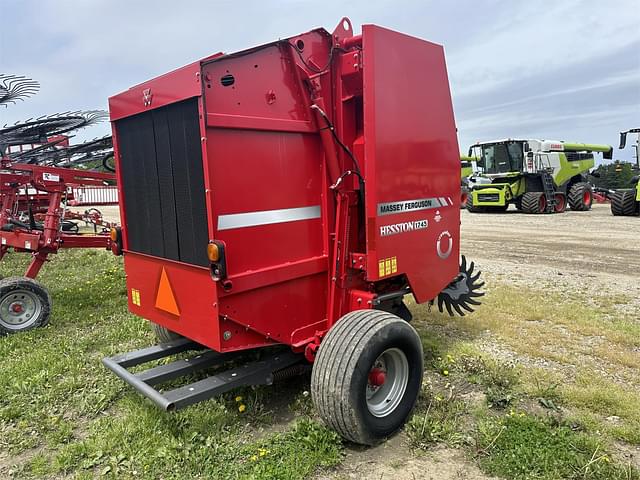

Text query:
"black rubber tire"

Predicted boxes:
[[520, 192, 545, 214], [151, 323, 183, 343], [311, 310, 423, 445], [611, 189, 639, 216], [485, 205, 509, 213], [568, 182, 593, 211], [466, 197, 485, 213], [0, 277, 51, 335]]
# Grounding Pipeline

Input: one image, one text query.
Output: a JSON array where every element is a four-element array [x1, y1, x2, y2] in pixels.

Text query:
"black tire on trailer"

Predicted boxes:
[[568, 182, 593, 211], [0, 277, 51, 335], [611, 189, 639, 216], [151, 323, 183, 343], [520, 192, 545, 214], [311, 310, 423, 445]]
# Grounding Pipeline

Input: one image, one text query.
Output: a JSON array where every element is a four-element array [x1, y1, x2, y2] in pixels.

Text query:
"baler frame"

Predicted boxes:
[[104, 18, 484, 445]]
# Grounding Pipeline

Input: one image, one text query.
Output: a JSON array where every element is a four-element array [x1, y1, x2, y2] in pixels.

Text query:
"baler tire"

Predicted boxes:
[[568, 182, 593, 211], [520, 192, 545, 214], [611, 189, 639, 216], [0, 277, 51, 335], [311, 310, 423, 445], [151, 323, 183, 343]]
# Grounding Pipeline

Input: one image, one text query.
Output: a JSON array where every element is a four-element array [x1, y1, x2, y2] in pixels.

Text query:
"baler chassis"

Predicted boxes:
[[103, 339, 304, 411], [105, 17, 485, 446]]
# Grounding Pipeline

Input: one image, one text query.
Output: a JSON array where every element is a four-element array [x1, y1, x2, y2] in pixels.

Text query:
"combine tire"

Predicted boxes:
[[151, 323, 183, 343], [568, 182, 593, 211], [611, 190, 639, 216], [521, 192, 546, 214], [311, 310, 423, 445], [0, 277, 51, 335], [466, 198, 484, 213], [554, 193, 566, 213], [485, 205, 509, 213]]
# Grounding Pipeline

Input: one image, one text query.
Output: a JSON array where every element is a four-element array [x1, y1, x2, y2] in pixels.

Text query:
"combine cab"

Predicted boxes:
[[466, 139, 612, 213], [103, 19, 484, 445]]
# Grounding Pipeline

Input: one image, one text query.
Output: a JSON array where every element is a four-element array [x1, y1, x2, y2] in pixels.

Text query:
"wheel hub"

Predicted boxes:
[[11, 303, 24, 313], [366, 348, 409, 418], [368, 368, 386, 387]]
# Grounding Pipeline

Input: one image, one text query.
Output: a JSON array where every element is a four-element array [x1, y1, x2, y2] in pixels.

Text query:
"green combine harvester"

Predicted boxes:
[[611, 128, 640, 216], [465, 139, 613, 213]]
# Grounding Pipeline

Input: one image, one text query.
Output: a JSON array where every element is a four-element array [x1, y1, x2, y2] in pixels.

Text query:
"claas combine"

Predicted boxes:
[[611, 128, 640, 216], [103, 18, 484, 445], [466, 139, 612, 213]]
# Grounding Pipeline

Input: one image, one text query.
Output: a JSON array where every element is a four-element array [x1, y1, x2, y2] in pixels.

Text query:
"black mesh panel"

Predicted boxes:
[[115, 98, 208, 266]]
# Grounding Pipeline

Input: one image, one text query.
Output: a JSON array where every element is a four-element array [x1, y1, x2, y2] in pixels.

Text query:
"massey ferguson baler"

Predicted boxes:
[[103, 18, 484, 445]]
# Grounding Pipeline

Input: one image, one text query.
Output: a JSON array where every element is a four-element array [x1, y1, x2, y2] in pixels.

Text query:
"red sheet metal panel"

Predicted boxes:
[[362, 25, 460, 303]]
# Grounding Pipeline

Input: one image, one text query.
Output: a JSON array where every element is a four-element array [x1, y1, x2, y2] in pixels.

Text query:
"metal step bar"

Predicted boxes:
[[102, 338, 303, 411]]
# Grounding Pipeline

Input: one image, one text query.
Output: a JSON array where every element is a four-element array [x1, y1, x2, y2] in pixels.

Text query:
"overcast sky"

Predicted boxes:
[[2, 0, 639, 162]]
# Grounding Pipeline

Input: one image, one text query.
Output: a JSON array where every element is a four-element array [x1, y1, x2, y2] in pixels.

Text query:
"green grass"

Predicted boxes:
[[1, 249, 638, 479], [0, 250, 342, 479], [475, 414, 638, 480]]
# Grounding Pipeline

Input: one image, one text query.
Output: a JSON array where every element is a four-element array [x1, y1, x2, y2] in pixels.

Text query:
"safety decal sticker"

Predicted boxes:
[[131, 288, 141, 306], [377, 197, 453, 216], [378, 256, 398, 277]]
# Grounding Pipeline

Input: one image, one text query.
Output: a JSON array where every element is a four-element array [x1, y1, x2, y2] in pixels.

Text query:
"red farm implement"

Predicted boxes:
[[0, 99, 118, 334], [103, 18, 484, 444], [0, 159, 117, 333]]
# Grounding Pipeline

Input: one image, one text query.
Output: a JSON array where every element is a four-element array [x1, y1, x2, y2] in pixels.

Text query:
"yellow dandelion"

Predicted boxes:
[[250, 455, 258, 462], [238, 404, 246, 413], [235, 395, 243, 402], [442, 370, 449, 376], [258, 448, 268, 457]]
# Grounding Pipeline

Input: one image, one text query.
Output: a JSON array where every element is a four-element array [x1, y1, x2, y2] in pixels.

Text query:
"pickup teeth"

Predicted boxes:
[[437, 255, 485, 316]]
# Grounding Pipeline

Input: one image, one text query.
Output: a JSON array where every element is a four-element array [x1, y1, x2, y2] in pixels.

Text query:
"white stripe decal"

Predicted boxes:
[[217, 205, 321, 231], [439, 197, 447, 206]]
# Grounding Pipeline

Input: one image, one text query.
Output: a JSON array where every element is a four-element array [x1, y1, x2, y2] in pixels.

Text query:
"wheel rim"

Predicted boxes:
[[554, 194, 565, 212], [583, 190, 591, 205], [539, 195, 547, 212], [366, 348, 409, 418], [0, 288, 42, 330]]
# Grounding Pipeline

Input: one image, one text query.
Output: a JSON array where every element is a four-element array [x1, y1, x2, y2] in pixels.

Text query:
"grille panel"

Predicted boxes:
[[477, 193, 500, 202], [116, 98, 208, 266]]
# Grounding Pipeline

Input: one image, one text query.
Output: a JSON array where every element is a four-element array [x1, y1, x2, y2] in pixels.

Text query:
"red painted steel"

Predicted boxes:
[[0, 159, 115, 278], [109, 19, 463, 358]]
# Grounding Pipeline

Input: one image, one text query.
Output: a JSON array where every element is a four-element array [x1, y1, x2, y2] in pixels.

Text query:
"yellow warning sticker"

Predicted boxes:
[[131, 288, 141, 306], [378, 256, 398, 278]]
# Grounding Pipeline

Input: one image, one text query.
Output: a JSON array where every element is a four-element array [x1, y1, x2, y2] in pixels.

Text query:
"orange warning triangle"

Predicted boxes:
[[155, 267, 180, 316]]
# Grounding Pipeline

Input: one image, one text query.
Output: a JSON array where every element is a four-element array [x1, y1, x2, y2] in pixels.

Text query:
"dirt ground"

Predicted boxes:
[[323, 202, 639, 479], [460, 203, 640, 311], [64, 202, 637, 479]]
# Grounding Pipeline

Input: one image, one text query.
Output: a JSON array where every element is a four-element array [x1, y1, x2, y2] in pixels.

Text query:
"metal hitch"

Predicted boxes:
[[102, 338, 303, 411]]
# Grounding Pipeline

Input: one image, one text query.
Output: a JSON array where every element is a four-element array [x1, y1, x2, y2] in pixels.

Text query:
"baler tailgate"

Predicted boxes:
[[102, 340, 302, 411]]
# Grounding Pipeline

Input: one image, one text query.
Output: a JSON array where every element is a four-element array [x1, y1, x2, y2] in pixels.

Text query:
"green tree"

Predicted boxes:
[[592, 162, 637, 190]]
